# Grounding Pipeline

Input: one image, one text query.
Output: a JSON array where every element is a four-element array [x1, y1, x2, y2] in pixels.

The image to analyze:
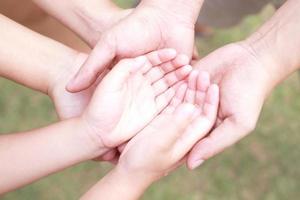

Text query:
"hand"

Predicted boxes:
[[67, 5, 195, 92], [187, 42, 275, 169], [117, 70, 219, 180], [81, 49, 192, 149]]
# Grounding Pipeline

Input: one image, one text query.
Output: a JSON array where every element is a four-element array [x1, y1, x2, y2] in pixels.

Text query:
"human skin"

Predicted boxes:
[[81, 71, 219, 200], [0, 13, 198, 192], [0, 14, 192, 161], [0, 35, 191, 195], [55, 0, 204, 92], [187, 0, 300, 169]]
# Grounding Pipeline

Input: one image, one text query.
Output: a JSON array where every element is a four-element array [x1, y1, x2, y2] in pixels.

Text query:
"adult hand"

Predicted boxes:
[[187, 0, 300, 169], [187, 42, 275, 169], [66, 5, 196, 92]]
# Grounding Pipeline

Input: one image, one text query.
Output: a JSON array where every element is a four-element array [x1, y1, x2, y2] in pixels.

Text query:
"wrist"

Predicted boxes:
[[116, 160, 162, 186], [72, 2, 131, 46], [81, 164, 155, 199], [244, 1, 300, 89], [241, 33, 299, 94], [113, 164, 157, 190], [139, 0, 203, 26], [74, 116, 110, 160]]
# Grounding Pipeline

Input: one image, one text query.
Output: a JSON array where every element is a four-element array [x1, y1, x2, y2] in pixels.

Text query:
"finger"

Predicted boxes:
[[202, 84, 220, 120], [163, 83, 187, 114], [140, 49, 177, 74], [173, 85, 219, 157], [146, 48, 177, 66], [67, 35, 116, 92], [162, 103, 197, 145], [187, 117, 248, 170], [144, 66, 165, 84], [155, 86, 176, 112], [152, 65, 192, 96], [158, 54, 190, 73], [184, 70, 198, 104], [196, 71, 210, 108]]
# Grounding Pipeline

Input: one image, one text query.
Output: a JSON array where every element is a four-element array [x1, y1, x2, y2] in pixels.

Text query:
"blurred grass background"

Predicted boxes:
[[1, 1, 300, 199]]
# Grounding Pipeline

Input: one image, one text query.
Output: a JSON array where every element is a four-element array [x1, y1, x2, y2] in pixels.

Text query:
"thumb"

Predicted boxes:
[[187, 117, 252, 170], [66, 35, 116, 92]]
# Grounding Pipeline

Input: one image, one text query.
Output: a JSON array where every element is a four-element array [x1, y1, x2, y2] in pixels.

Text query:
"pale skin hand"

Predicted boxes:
[[187, 0, 300, 169], [82, 49, 192, 148], [66, 0, 204, 92], [81, 71, 219, 200]]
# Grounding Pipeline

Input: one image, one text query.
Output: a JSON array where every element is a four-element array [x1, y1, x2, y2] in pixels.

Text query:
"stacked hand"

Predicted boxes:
[[118, 70, 219, 181], [186, 43, 274, 169], [80, 51, 220, 200], [63, 49, 193, 158]]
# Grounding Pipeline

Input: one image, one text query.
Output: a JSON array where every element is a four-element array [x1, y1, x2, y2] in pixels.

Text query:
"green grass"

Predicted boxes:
[[1, 3, 300, 200]]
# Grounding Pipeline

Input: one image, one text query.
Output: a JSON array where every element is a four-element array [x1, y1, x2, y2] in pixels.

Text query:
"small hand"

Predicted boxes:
[[118, 70, 219, 180], [81, 49, 192, 149]]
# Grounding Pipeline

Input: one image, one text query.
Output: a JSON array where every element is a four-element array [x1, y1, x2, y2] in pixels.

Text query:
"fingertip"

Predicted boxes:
[[187, 140, 210, 169], [66, 76, 83, 93], [187, 159, 205, 170], [66, 80, 76, 93]]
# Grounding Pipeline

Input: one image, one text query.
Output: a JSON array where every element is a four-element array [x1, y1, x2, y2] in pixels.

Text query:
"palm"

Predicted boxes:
[[83, 50, 192, 148], [187, 43, 271, 167]]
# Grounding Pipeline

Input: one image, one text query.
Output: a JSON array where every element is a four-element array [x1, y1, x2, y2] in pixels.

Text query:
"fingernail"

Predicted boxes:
[[190, 159, 204, 170]]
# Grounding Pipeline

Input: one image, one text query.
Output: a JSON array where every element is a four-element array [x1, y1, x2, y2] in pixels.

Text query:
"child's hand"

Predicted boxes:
[[80, 49, 192, 150], [117, 70, 219, 181]]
